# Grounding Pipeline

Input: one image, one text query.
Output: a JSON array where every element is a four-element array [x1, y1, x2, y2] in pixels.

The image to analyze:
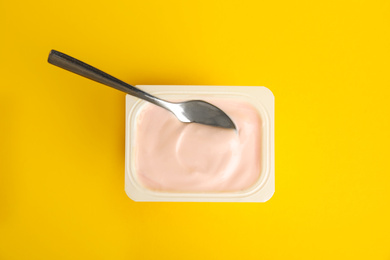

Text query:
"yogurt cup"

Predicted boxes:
[[125, 86, 274, 202]]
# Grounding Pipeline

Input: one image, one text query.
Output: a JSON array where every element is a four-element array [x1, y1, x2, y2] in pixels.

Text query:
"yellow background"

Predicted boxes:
[[1, 0, 389, 259]]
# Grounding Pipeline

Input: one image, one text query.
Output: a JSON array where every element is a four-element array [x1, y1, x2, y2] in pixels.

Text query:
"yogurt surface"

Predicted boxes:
[[134, 99, 262, 192]]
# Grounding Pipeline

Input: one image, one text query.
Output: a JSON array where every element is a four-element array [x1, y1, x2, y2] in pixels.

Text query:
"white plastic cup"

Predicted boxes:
[[125, 86, 274, 202]]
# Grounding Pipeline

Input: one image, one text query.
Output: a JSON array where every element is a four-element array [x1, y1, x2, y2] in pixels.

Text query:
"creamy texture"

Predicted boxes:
[[134, 99, 262, 192]]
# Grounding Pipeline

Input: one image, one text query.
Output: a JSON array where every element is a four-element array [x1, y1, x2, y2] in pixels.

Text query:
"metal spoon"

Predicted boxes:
[[48, 50, 235, 129]]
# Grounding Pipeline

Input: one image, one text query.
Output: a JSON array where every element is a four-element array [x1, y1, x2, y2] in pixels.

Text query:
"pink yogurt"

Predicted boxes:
[[134, 99, 262, 192]]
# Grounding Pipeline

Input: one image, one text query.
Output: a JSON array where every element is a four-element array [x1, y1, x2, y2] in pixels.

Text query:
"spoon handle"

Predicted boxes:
[[48, 50, 162, 105]]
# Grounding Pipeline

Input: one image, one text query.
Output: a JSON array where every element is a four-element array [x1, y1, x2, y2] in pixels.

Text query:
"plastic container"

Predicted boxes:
[[125, 85, 274, 202]]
